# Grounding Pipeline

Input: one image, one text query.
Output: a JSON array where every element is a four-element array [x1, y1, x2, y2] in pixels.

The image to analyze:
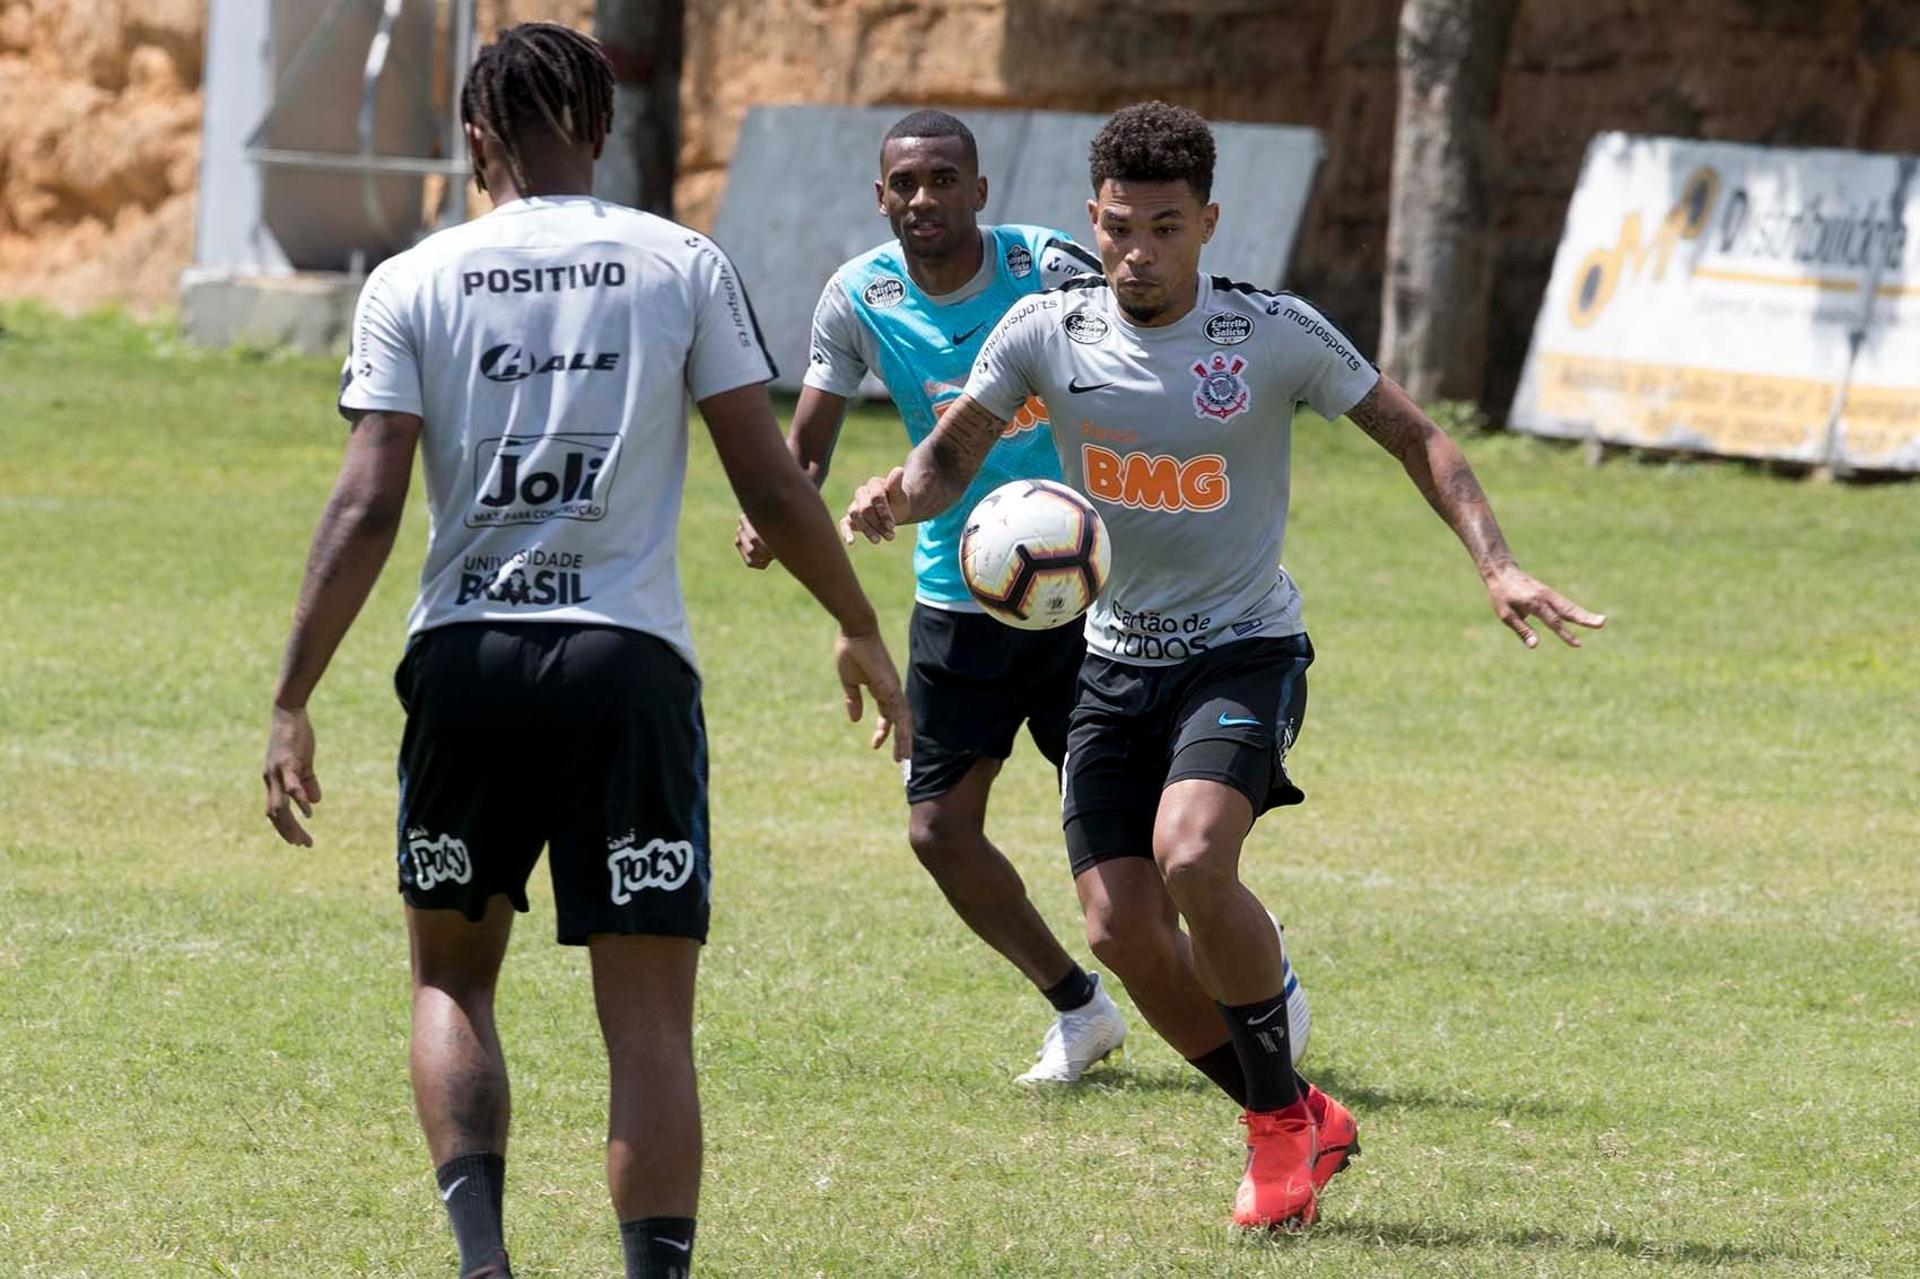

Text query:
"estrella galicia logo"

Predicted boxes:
[[406, 830, 472, 891], [1006, 244, 1033, 278], [862, 276, 906, 309], [608, 833, 696, 904], [1064, 312, 1111, 344], [479, 343, 622, 382], [1205, 313, 1253, 345], [469, 432, 621, 528]]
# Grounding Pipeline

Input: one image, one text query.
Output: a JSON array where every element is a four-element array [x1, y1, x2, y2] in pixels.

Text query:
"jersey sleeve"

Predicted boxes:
[[799, 273, 870, 397], [962, 296, 1051, 422], [1032, 228, 1102, 288], [684, 235, 778, 400], [1273, 295, 1380, 421], [337, 264, 423, 422]]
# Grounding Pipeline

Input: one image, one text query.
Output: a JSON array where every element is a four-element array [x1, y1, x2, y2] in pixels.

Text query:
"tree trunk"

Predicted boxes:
[[593, 0, 683, 217], [1379, 0, 1517, 405]]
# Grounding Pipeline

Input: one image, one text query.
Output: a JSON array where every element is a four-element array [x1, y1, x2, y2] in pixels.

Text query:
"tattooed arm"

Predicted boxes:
[[1347, 376, 1605, 649], [841, 395, 1009, 544]]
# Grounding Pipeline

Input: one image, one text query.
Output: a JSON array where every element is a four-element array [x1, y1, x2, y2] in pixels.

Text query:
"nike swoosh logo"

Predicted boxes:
[[655, 1238, 692, 1253], [1217, 713, 1262, 728], [951, 322, 986, 345], [440, 1176, 467, 1202], [1068, 377, 1114, 394], [1248, 1003, 1288, 1026]]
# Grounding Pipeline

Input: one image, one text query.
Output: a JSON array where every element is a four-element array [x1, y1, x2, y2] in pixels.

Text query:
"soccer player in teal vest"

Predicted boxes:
[[735, 111, 1142, 1079]]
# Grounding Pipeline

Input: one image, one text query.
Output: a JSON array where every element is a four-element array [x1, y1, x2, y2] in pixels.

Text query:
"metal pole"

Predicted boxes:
[[448, 0, 474, 225]]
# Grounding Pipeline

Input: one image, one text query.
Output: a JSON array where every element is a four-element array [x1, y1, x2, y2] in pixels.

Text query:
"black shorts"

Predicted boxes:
[[904, 602, 1085, 804], [393, 622, 710, 944], [1062, 633, 1313, 877]]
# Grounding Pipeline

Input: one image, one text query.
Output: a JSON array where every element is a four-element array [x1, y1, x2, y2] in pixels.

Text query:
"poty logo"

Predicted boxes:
[[479, 343, 621, 382], [407, 830, 473, 891], [607, 834, 696, 904], [469, 433, 621, 528], [1568, 166, 1718, 328]]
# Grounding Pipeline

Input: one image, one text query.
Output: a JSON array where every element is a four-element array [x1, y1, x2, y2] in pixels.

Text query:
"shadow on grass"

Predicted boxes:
[[1051, 1063, 1570, 1120], [1309, 1216, 1805, 1266]]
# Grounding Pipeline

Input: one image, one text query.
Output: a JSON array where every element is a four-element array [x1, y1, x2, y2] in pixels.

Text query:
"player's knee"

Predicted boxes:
[[1154, 835, 1240, 906], [414, 960, 500, 1008], [1084, 906, 1177, 984], [906, 803, 982, 875]]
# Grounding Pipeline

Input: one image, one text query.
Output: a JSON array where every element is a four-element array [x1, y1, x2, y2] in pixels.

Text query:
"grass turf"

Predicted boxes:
[[1, 304, 1916, 1276]]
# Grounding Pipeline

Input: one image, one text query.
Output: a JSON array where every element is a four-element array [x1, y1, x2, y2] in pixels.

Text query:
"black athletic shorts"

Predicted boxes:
[[393, 622, 710, 944], [1062, 632, 1313, 877], [904, 602, 1086, 804]]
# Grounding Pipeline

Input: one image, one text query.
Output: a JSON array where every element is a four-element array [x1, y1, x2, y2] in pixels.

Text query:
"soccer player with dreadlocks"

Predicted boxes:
[[260, 23, 910, 1278]]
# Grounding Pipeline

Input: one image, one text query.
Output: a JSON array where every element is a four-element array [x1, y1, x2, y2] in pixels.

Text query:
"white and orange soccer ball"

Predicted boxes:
[[959, 479, 1111, 630]]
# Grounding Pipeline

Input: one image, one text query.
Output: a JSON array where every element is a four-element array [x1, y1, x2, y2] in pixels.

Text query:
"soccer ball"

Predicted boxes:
[[959, 479, 1110, 630]]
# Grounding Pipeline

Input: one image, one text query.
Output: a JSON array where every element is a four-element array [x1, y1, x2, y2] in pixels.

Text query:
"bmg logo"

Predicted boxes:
[[468, 433, 621, 528], [1568, 166, 1719, 328], [607, 835, 696, 904]]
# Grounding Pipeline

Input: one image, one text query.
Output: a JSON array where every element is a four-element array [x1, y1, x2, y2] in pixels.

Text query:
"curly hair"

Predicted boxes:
[[1088, 101, 1215, 201], [460, 23, 615, 195]]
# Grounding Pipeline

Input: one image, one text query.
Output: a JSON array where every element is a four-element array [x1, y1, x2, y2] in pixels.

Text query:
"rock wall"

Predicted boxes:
[[6, 0, 1920, 398]]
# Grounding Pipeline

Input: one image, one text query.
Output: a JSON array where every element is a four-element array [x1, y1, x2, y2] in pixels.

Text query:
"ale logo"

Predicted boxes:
[[468, 432, 622, 528], [479, 342, 621, 382], [1569, 165, 1719, 328]]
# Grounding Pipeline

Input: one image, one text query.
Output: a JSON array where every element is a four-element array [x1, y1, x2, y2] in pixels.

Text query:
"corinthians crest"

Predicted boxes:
[[1192, 353, 1251, 421]]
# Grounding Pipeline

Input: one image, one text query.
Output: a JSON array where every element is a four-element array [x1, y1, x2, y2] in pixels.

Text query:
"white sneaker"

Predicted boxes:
[[1271, 911, 1312, 1067], [1017, 972, 1128, 1084]]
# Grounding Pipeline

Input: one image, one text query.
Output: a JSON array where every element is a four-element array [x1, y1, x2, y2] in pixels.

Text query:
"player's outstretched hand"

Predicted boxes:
[[263, 704, 323, 846], [841, 467, 908, 545], [733, 512, 775, 569], [834, 627, 914, 762], [1484, 566, 1606, 649]]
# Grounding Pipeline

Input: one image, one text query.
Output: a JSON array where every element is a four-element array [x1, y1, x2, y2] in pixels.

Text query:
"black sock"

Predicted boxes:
[[1040, 964, 1097, 1013], [435, 1152, 506, 1273], [1218, 993, 1303, 1113], [1185, 1041, 1249, 1106], [621, 1216, 696, 1279]]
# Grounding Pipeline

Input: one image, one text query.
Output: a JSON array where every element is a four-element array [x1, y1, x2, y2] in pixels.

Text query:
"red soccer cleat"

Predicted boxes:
[[1304, 1083, 1360, 1190], [1232, 1101, 1319, 1231]]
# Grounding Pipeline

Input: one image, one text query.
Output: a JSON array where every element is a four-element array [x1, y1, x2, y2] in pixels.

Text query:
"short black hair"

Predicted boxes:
[[1088, 101, 1215, 202], [880, 109, 978, 171], [460, 23, 615, 194]]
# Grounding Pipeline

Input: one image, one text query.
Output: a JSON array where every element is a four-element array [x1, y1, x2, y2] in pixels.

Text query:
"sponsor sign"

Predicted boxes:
[[1513, 132, 1920, 471]]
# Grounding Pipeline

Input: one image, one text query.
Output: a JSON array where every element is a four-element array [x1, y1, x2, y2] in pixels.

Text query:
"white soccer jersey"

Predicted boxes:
[[964, 275, 1379, 666], [338, 195, 775, 670]]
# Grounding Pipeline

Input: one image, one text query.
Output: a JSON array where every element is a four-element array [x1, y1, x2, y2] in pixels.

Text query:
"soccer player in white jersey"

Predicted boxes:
[[845, 101, 1604, 1230], [259, 26, 910, 1279], [733, 110, 1140, 1082]]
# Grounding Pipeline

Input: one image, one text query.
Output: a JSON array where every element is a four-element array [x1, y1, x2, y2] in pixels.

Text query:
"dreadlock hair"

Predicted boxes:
[[1088, 101, 1215, 202], [460, 22, 615, 195], [880, 109, 978, 171]]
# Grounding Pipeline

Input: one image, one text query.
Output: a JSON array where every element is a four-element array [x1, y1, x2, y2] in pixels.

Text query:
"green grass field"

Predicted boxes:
[[2, 303, 1917, 1277]]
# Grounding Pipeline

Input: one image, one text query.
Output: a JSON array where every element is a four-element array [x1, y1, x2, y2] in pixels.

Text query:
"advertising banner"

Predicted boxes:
[[1513, 132, 1920, 472]]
